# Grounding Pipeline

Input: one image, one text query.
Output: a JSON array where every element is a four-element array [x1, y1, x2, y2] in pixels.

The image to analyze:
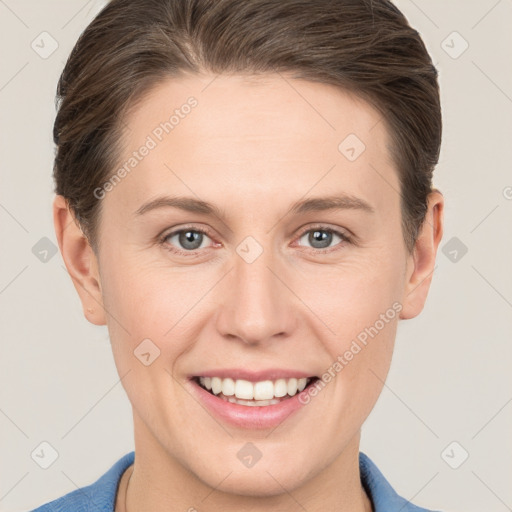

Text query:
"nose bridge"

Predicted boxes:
[[216, 237, 293, 344]]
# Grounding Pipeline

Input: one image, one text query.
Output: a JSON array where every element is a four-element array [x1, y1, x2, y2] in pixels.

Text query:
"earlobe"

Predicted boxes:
[[399, 189, 444, 320], [53, 195, 107, 326]]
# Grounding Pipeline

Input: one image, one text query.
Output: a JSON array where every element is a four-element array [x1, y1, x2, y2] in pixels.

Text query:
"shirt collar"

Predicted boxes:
[[89, 450, 435, 512], [359, 451, 437, 511]]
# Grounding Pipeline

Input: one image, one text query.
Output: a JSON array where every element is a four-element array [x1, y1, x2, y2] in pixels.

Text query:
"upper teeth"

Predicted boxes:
[[199, 376, 310, 400]]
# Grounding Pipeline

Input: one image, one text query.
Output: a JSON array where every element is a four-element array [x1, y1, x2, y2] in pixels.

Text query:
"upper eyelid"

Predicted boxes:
[[162, 224, 347, 239], [161, 224, 350, 250], [297, 224, 349, 236], [161, 224, 214, 239]]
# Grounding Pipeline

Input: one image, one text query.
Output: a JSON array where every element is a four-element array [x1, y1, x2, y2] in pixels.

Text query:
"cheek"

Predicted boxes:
[[98, 262, 194, 424], [101, 250, 188, 324], [98, 256, 210, 368], [303, 286, 398, 438], [303, 251, 402, 403], [303, 250, 404, 341]]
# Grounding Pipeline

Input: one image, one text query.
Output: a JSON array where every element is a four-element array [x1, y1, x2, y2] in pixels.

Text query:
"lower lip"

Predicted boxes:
[[187, 378, 313, 430]]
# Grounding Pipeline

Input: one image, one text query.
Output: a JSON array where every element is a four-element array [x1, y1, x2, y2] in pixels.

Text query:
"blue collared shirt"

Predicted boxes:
[[30, 451, 441, 511]]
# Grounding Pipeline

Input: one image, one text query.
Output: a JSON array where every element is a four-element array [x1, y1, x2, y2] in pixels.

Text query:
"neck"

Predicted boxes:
[[119, 412, 373, 512]]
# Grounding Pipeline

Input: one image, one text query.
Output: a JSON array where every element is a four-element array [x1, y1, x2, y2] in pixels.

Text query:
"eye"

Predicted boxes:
[[296, 226, 351, 252], [161, 227, 214, 255], [159, 224, 351, 257]]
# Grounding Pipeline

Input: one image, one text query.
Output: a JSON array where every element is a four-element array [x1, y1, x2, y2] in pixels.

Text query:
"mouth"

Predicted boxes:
[[191, 375, 320, 407]]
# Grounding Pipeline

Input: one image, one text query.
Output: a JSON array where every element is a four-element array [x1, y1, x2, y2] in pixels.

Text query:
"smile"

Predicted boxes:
[[187, 371, 320, 429], [195, 376, 315, 406]]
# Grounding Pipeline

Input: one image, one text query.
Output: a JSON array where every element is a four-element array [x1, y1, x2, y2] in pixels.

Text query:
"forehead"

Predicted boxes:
[[125, 72, 388, 152], [114, 72, 398, 216]]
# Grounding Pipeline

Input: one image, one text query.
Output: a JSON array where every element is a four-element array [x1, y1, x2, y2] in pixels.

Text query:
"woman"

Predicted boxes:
[[32, 0, 445, 510]]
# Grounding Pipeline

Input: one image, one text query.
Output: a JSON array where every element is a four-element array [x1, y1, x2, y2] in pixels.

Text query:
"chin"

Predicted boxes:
[[203, 468, 305, 498]]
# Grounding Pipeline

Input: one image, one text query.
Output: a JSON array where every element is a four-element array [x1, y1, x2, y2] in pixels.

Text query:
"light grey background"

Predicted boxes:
[[1, 1, 511, 511]]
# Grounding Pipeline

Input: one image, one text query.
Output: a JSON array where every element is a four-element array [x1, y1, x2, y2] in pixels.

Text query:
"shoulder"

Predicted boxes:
[[29, 452, 135, 512], [359, 452, 443, 512]]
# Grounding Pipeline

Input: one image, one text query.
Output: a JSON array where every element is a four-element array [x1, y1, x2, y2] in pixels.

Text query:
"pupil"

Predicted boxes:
[[310, 230, 331, 249], [180, 230, 202, 250]]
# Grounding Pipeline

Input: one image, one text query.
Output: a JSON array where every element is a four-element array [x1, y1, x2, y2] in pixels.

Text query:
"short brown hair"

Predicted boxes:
[[53, 0, 441, 253]]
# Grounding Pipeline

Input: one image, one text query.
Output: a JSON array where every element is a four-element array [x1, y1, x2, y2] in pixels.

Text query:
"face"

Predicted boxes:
[[89, 73, 414, 495]]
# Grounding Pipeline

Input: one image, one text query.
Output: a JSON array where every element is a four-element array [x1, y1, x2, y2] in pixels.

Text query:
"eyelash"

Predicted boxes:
[[159, 224, 352, 257]]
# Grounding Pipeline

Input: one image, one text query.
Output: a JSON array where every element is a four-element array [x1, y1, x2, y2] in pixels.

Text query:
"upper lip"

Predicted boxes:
[[190, 368, 318, 382]]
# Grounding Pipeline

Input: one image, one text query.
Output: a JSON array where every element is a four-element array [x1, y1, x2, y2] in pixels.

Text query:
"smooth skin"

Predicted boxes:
[[54, 72, 444, 512]]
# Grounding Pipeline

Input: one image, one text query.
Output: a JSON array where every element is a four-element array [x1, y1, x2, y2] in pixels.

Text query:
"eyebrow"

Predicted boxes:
[[135, 193, 375, 218], [289, 195, 375, 215], [135, 196, 226, 218]]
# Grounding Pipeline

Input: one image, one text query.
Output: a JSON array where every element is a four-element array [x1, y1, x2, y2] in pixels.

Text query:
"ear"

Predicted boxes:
[[400, 189, 444, 320], [53, 195, 106, 326]]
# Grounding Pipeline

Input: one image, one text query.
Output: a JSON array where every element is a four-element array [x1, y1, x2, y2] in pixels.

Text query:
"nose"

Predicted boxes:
[[215, 245, 297, 346]]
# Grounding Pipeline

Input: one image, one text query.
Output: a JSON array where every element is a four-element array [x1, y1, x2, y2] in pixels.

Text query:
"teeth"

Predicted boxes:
[[297, 378, 307, 392], [235, 379, 254, 400], [226, 396, 281, 406], [198, 376, 311, 400], [287, 378, 298, 396], [254, 380, 273, 400], [274, 379, 288, 397], [211, 377, 222, 395], [221, 377, 235, 396]]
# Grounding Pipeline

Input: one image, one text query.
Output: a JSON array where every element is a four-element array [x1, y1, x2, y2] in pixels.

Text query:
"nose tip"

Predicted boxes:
[[215, 253, 296, 346]]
